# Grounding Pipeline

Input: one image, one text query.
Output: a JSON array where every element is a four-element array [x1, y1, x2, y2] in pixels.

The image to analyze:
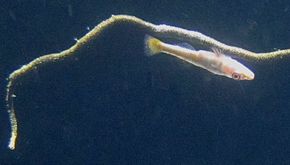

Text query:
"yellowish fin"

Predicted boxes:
[[144, 35, 162, 56]]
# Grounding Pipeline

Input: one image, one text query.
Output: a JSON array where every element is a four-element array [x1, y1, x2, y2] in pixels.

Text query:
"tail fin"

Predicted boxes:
[[144, 35, 162, 56]]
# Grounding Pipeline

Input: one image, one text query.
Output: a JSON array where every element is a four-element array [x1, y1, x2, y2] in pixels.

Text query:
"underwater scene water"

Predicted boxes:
[[1, 0, 290, 164]]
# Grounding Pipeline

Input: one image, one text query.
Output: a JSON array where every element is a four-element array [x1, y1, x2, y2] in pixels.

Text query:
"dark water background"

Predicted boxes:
[[1, 0, 290, 164]]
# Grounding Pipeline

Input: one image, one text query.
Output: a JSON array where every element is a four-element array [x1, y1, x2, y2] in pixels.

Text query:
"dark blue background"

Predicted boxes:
[[1, 0, 290, 164]]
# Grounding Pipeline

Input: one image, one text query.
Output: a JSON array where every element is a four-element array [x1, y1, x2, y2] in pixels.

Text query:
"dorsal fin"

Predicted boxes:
[[211, 47, 223, 57]]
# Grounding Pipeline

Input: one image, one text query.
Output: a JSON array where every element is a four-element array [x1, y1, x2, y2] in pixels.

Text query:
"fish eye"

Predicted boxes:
[[232, 73, 241, 80]]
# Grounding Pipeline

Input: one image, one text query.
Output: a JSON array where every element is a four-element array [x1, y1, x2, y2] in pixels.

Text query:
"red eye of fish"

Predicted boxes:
[[232, 73, 241, 80]]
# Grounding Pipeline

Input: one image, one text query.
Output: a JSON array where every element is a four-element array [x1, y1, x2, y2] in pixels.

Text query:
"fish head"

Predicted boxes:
[[222, 57, 255, 80]]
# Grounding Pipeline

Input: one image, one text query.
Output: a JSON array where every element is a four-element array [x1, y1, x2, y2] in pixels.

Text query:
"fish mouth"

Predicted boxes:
[[244, 74, 255, 80]]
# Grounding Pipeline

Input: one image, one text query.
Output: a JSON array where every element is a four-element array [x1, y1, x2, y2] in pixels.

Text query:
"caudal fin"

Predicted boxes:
[[144, 35, 162, 56]]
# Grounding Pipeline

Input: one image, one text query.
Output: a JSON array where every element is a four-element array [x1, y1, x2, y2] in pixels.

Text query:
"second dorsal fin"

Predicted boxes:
[[177, 43, 196, 51]]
